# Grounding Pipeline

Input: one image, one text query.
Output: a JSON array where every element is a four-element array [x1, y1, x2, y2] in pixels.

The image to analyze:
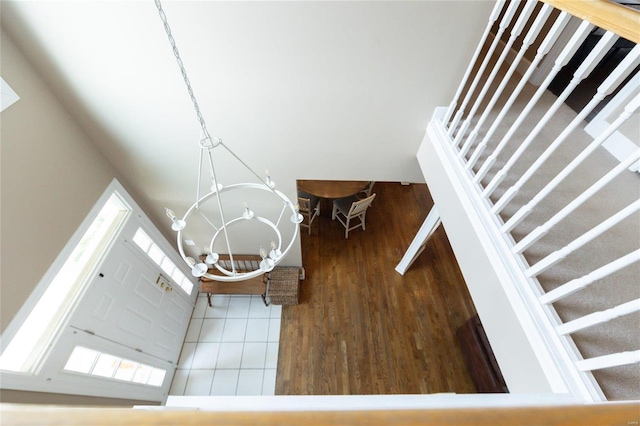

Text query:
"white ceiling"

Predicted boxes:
[[1, 1, 492, 247]]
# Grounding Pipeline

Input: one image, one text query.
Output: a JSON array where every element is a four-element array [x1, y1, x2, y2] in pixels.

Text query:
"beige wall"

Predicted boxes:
[[1, 30, 118, 332], [0, 29, 143, 405]]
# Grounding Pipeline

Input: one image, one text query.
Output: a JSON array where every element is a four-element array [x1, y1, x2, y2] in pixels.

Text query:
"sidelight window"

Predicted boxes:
[[64, 346, 166, 387]]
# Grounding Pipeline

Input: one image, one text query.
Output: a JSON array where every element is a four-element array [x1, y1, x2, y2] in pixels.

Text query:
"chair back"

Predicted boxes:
[[297, 195, 320, 235], [348, 193, 376, 217], [298, 196, 312, 213], [359, 181, 375, 198]]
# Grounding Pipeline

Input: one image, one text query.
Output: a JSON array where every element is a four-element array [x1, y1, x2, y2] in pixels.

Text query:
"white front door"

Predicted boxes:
[[70, 238, 192, 364]]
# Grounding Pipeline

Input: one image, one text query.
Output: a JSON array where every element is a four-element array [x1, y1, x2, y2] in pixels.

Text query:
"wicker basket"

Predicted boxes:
[[267, 267, 300, 305]]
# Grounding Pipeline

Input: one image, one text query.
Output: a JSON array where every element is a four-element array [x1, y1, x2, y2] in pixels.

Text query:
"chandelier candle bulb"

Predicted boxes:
[[185, 257, 208, 277], [259, 247, 275, 272], [204, 246, 219, 265], [269, 240, 282, 259], [210, 171, 223, 192], [266, 169, 275, 188], [165, 208, 186, 231], [243, 202, 254, 219], [291, 202, 304, 224]]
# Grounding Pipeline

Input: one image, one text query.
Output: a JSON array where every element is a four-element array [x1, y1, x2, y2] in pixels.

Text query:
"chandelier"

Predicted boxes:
[[155, 0, 302, 282]]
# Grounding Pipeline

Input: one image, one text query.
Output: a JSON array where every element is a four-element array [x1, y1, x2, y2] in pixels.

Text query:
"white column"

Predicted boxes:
[[395, 206, 441, 275]]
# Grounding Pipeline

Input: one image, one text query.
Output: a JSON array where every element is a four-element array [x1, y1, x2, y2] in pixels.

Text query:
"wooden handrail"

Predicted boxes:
[[1, 403, 639, 425], [542, 0, 640, 43]]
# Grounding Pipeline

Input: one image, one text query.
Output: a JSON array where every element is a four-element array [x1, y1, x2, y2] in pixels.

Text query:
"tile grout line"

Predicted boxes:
[[178, 295, 279, 397]]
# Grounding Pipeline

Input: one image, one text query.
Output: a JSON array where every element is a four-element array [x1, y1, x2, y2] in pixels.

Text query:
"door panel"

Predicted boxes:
[[70, 240, 192, 364]]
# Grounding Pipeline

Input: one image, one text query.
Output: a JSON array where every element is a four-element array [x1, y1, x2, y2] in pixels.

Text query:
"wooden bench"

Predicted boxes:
[[198, 254, 267, 307]]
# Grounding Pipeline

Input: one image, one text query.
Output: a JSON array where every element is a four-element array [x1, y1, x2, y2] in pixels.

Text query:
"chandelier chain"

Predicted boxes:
[[154, 0, 212, 140]]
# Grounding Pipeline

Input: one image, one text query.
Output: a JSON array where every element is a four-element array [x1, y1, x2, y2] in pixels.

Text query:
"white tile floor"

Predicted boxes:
[[169, 294, 281, 396]]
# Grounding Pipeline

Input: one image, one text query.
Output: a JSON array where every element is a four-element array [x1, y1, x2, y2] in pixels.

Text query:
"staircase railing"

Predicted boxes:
[[402, 0, 639, 401]]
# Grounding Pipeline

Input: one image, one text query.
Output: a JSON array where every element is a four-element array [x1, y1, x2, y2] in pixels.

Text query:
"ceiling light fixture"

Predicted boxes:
[[155, 0, 302, 282]]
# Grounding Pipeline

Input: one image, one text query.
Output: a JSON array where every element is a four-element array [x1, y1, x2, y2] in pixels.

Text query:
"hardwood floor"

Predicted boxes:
[[276, 182, 478, 395]]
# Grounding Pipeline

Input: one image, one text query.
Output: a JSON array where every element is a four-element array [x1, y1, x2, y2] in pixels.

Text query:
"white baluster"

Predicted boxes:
[[442, 0, 506, 129], [527, 200, 640, 277], [495, 40, 638, 219], [499, 71, 640, 231], [557, 299, 640, 335], [576, 350, 640, 372], [449, 1, 518, 140], [458, 0, 539, 157], [476, 20, 594, 194], [513, 150, 640, 254], [468, 9, 571, 175], [540, 249, 640, 305], [483, 26, 615, 200]]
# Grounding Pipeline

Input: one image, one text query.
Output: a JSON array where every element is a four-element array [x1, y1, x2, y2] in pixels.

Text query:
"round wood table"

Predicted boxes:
[[297, 180, 369, 199]]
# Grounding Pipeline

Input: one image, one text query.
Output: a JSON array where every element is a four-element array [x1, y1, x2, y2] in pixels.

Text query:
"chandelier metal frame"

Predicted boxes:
[[155, 0, 302, 282]]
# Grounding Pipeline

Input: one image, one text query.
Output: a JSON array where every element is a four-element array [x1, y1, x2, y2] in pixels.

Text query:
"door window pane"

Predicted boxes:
[[131, 228, 194, 295], [161, 257, 175, 276], [132, 229, 152, 252], [148, 245, 164, 265], [114, 360, 138, 381], [92, 353, 119, 378], [63, 346, 99, 374], [63, 346, 166, 387], [148, 368, 166, 387]]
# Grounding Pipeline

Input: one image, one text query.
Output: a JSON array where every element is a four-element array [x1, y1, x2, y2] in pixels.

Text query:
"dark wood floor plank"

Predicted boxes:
[[277, 182, 478, 395]]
